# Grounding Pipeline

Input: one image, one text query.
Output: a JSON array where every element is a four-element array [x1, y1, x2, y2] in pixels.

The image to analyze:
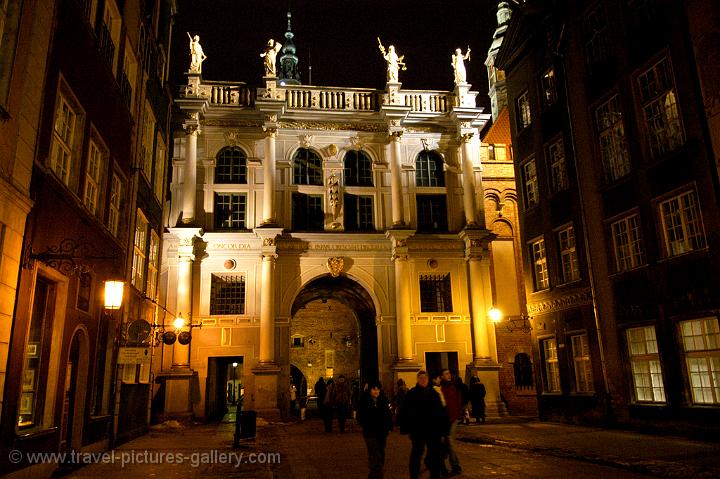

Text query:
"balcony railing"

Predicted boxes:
[[120, 73, 132, 109], [98, 23, 115, 68]]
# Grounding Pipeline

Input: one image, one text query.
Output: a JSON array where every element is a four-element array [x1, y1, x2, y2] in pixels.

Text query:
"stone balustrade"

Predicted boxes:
[[402, 90, 453, 113], [285, 86, 379, 112], [180, 81, 460, 114]]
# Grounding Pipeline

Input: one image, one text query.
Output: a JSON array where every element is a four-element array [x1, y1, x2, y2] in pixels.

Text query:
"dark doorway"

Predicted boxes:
[[206, 356, 243, 421], [291, 275, 379, 386], [425, 351, 459, 378]]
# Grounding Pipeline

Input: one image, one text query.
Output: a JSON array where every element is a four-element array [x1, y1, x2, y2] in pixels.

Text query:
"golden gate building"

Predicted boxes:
[[157, 37, 527, 420]]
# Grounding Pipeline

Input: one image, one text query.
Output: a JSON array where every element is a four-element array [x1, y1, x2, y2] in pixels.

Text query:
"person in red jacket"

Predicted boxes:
[[440, 369, 463, 475]]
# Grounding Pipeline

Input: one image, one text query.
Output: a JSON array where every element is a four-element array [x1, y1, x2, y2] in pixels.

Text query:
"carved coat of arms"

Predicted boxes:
[[326, 257, 344, 277]]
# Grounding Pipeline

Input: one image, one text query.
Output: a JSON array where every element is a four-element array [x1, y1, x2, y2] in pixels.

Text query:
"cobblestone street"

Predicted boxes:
[[61, 415, 720, 478]]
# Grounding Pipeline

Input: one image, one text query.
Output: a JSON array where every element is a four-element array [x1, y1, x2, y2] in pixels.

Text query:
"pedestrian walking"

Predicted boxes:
[[315, 377, 327, 418], [323, 378, 335, 432], [470, 376, 487, 423], [399, 370, 449, 479], [441, 369, 464, 475], [289, 381, 297, 416], [455, 376, 470, 425], [333, 375, 352, 433], [394, 378, 408, 422], [357, 381, 394, 479], [299, 377, 308, 421]]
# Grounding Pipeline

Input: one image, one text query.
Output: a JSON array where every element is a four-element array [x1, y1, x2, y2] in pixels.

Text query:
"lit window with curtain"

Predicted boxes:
[[659, 190, 706, 257], [131, 209, 148, 290], [571, 334, 594, 393], [626, 326, 666, 403], [542, 338, 561, 393], [637, 56, 685, 158], [679, 318, 720, 405]]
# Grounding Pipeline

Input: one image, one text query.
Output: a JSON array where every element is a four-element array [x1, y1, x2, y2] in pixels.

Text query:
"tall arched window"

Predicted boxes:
[[416, 151, 445, 187], [514, 353, 534, 389], [344, 150, 373, 186], [293, 148, 323, 185], [214, 147, 247, 184]]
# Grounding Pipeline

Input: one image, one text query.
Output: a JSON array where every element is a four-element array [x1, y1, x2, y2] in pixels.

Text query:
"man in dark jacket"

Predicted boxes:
[[357, 381, 393, 479], [441, 369, 464, 475], [399, 370, 449, 479], [315, 377, 327, 417]]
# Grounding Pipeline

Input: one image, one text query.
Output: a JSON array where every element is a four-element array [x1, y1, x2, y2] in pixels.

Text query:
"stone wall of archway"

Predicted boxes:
[[290, 299, 360, 387]]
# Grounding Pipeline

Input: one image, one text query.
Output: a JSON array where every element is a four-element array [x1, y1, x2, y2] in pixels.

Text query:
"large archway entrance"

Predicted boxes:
[[289, 275, 379, 388]]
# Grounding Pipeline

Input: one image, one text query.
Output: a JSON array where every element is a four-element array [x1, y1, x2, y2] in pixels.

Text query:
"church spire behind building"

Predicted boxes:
[[279, 10, 301, 85]]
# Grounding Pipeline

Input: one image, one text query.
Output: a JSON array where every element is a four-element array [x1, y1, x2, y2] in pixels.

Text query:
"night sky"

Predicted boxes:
[[171, 0, 499, 108]]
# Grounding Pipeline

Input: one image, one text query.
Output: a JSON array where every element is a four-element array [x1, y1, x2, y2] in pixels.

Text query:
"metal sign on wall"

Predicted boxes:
[[117, 347, 151, 364]]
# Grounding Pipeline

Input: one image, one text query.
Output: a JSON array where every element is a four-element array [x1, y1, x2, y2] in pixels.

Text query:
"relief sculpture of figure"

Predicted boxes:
[[378, 38, 406, 83], [261, 39, 283, 77], [188, 33, 207, 73], [452, 46, 471, 85]]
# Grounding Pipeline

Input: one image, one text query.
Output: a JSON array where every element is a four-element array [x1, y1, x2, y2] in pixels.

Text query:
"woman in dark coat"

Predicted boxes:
[[469, 376, 487, 423], [357, 381, 394, 479]]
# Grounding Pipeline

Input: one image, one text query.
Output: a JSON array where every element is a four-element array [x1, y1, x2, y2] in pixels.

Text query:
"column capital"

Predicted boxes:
[[460, 131, 475, 143], [262, 126, 277, 138], [168, 227, 203, 259], [386, 229, 414, 261], [389, 130, 403, 142], [459, 228, 496, 261]]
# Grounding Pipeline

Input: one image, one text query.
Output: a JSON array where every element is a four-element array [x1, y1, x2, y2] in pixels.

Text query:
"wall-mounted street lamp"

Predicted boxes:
[[488, 306, 533, 333], [104, 281, 125, 310]]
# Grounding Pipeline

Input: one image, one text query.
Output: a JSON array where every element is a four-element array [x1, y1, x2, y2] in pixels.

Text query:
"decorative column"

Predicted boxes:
[[181, 116, 200, 224], [389, 131, 405, 226], [252, 228, 283, 417], [460, 132, 480, 227], [387, 230, 419, 385], [262, 126, 277, 225], [460, 229, 506, 417]]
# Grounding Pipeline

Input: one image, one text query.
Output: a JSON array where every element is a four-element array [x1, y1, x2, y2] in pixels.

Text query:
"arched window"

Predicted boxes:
[[214, 147, 247, 184], [416, 151, 444, 187], [344, 150, 373, 186], [293, 148, 323, 185], [513, 353, 534, 389]]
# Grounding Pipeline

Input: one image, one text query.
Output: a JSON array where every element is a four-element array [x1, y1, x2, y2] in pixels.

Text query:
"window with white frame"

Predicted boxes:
[[146, 230, 159, 300], [131, 209, 148, 290], [50, 91, 79, 186], [214, 193, 247, 230], [582, 3, 611, 73], [541, 67, 557, 108], [611, 214, 645, 271], [638, 56, 684, 158], [531, 238, 549, 290], [517, 90, 531, 129], [547, 138, 568, 193], [679, 317, 720, 405], [626, 326, 666, 403], [558, 226, 579, 283], [107, 173, 122, 237], [523, 159, 538, 209], [154, 137, 166, 201], [141, 102, 155, 179], [571, 334, 594, 393], [659, 190, 706, 257], [595, 95, 631, 182], [415, 151, 445, 187], [542, 338, 561, 393], [83, 139, 105, 215]]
